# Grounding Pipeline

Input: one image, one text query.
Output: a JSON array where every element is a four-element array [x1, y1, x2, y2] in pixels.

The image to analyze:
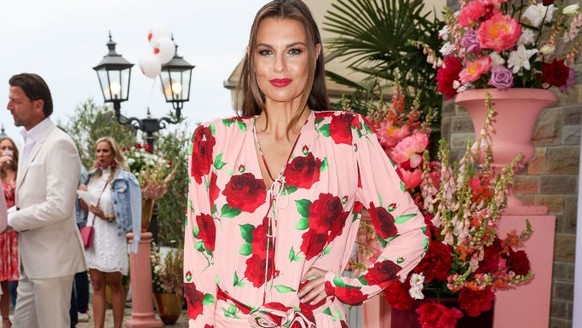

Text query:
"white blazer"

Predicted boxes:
[[8, 120, 86, 279]]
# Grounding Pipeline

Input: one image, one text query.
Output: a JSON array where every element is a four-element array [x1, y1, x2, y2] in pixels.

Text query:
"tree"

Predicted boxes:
[[63, 99, 190, 246], [323, 0, 443, 122]]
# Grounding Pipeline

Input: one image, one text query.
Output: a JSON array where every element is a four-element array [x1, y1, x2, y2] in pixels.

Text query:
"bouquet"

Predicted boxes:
[[354, 86, 533, 327], [151, 242, 184, 296], [423, 0, 582, 99], [123, 143, 177, 200]]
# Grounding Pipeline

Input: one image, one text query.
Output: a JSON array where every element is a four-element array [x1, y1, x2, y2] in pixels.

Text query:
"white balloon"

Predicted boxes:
[[153, 37, 176, 64], [147, 25, 171, 46], [139, 54, 162, 79]]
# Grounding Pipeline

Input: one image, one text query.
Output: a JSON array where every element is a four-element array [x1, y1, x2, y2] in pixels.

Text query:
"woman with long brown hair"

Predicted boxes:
[[0, 136, 19, 328]]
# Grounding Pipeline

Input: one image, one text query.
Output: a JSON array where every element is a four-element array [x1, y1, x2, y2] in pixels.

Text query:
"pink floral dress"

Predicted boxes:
[[0, 179, 19, 281], [184, 111, 429, 327]]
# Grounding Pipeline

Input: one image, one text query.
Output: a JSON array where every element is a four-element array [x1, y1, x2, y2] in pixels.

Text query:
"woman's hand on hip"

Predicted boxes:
[[298, 267, 328, 305]]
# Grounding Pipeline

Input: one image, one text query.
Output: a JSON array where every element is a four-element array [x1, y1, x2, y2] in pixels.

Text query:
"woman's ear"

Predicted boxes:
[[315, 43, 321, 62]]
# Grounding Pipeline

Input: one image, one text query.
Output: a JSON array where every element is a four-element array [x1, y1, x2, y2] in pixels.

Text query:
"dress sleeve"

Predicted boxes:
[[324, 113, 429, 305], [184, 123, 218, 326]]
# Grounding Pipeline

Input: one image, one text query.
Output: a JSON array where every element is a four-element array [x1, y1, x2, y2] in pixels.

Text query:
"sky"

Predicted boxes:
[[0, 0, 270, 148]]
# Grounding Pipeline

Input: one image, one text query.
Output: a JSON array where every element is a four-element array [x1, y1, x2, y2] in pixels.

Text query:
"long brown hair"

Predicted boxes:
[[236, 0, 329, 131], [0, 136, 18, 179]]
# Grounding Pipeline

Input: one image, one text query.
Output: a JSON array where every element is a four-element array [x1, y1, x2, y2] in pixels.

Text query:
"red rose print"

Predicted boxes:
[[328, 210, 348, 242], [184, 282, 205, 320], [196, 214, 216, 252], [191, 125, 216, 184], [204, 325, 214, 328], [368, 204, 397, 240], [308, 193, 348, 234], [285, 153, 322, 189], [209, 172, 219, 205], [244, 255, 279, 288], [250, 218, 270, 258], [325, 281, 367, 305], [222, 173, 266, 213], [329, 113, 353, 145], [300, 230, 328, 260], [363, 260, 402, 285]]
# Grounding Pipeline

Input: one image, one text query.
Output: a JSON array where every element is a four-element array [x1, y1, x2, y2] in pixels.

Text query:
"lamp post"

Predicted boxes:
[[93, 33, 194, 327], [93, 32, 194, 148]]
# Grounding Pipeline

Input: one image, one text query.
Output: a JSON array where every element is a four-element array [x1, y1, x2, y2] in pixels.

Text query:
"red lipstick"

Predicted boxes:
[[270, 78, 292, 87]]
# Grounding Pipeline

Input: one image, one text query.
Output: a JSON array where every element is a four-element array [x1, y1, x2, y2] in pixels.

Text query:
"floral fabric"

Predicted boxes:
[[184, 111, 429, 327], [0, 179, 18, 281]]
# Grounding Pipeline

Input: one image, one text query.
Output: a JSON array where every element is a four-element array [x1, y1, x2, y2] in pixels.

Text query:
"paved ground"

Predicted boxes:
[[76, 307, 189, 327]]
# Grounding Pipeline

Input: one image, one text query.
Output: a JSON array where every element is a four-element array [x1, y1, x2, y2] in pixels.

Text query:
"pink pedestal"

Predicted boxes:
[[126, 232, 163, 328], [493, 209, 556, 328], [363, 294, 391, 328]]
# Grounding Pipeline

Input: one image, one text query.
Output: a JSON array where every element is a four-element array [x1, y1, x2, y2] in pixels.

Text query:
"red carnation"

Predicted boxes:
[[507, 249, 531, 276], [184, 282, 206, 320], [458, 287, 495, 317], [222, 173, 266, 213], [363, 260, 402, 285], [368, 204, 397, 240], [413, 241, 452, 282], [436, 56, 462, 99], [285, 153, 322, 189], [329, 113, 353, 145], [476, 242, 501, 274], [542, 59, 570, 88], [416, 301, 463, 328], [384, 280, 414, 310], [195, 214, 216, 252], [190, 125, 216, 184]]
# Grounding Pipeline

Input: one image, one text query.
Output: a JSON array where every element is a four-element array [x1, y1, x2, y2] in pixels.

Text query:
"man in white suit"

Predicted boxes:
[[6, 73, 86, 327]]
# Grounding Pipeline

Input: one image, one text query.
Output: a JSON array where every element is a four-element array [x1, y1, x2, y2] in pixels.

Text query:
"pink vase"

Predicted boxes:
[[455, 88, 557, 211]]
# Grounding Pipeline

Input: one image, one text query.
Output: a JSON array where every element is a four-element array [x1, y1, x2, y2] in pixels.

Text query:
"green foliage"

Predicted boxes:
[[323, 0, 443, 124], [63, 98, 190, 247]]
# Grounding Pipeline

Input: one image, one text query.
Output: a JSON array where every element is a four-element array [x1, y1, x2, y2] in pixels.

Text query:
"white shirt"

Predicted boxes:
[[19, 117, 52, 169]]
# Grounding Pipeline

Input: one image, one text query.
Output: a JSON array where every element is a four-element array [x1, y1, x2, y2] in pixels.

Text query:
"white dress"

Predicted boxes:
[[84, 168, 129, 275]]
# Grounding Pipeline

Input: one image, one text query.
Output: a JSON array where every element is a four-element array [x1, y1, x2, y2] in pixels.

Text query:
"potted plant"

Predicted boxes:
[[151, 242, 184, 324], [352, 84, 533, 328]]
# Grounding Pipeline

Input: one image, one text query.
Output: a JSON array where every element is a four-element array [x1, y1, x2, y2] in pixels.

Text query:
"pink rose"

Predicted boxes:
[[487, 66, 514, 90]]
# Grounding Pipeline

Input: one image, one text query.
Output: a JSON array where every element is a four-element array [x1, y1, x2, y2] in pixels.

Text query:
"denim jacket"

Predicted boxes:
[[77, 168, 142, 253]]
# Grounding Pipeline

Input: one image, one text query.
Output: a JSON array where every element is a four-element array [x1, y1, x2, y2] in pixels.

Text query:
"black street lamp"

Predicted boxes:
[[93, 32, 195, 148]]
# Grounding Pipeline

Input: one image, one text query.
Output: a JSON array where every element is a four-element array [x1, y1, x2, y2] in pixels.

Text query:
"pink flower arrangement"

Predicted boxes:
[[424, 0, 582, 98], [352, 86, 533, 327]]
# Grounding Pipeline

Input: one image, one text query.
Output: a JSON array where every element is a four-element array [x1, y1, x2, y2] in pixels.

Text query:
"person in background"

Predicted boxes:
[[77, 137, 141, 328], [0, 137, 18, 328], [183, 1, 428, 327], [73, 163, 90, 324], [6, 73, 86, 327]]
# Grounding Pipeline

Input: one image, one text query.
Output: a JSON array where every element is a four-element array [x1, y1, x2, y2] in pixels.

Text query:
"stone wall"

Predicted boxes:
[[442, 84, 581, 328]]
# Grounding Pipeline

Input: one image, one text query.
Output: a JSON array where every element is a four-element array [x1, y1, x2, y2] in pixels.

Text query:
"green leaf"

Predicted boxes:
[[238, 243, 252, 256], [377, 235, 388, 248], [320, 157, 329, 171], [319, 123, 331, 137], [333, 276, 346, 288], [239, 224, 255, 243], [400, 180, 406, 192], [294, 217, 309, 230], [322, 307, 332, 316], [195, 240, 205, 252], [283, 186, 298, 195], [221, 204, 241, 218], [224, 304, 238, 318], [222, 119, 234, 127], [288, 247, 302, 262], [323, 245, 331, 256], [395, 214, 417, 224], [214, 153, 226, 170], [237, 120, 247, 132], [233, 271, 239, 286], [358, 276, 368, 286], [210, 124, 216, 136], [203, 294, 215, 305], [192, 225, 199, 238], [295, 199, 311, 218], [274, 285, 297, 293]]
